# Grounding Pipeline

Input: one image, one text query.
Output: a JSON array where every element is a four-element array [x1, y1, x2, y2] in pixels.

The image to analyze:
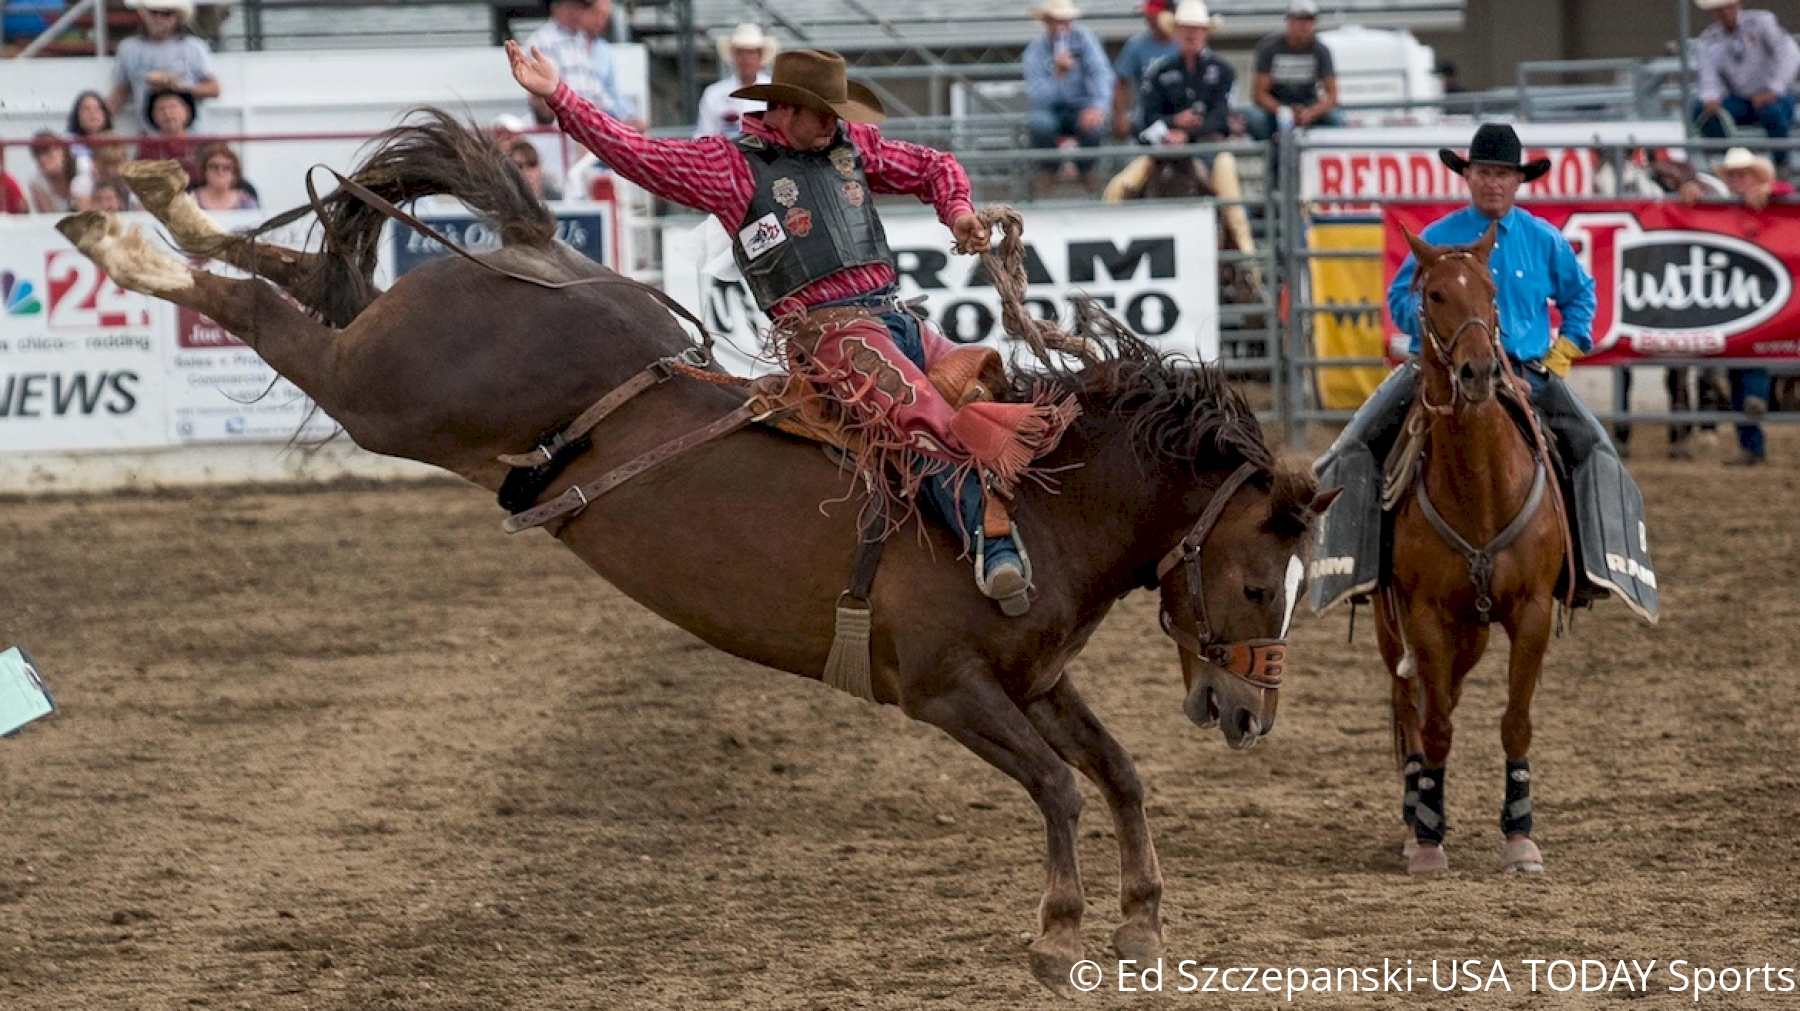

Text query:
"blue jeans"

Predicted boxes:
[[876, 309, 1015, 560], [1729, 367, 1771, 458], [1028, 104, 1104, 173], [1692, 94, 1796, 168], [1245, 105, 1346, 141]]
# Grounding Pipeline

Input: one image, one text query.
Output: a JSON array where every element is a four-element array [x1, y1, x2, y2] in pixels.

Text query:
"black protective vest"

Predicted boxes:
[[731, 130, 893, 311]]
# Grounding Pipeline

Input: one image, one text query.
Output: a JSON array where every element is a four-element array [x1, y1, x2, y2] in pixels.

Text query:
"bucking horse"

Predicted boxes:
[[55, 111, 1336, 991]]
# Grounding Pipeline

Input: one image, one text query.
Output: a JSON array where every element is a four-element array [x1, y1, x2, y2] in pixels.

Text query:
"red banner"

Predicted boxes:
[[1383, 202, 1800, 364]]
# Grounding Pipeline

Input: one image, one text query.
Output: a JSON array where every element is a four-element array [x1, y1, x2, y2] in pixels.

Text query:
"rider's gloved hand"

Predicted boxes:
[[1542, 335, 1583, 377]]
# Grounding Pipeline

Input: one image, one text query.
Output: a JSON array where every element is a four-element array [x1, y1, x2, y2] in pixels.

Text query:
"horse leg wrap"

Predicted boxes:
[[1413, 765, 1448, 845], [1501, 759, 1533, 838], [1401, 754, 1424, 831]]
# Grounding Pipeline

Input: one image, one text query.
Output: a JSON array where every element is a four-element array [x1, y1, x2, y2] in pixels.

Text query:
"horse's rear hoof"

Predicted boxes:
[[1111, 920, 1163, 964], [119, 159, 191, 212], [1408, 842, 1448, 877], [1500, 835, 1544, 873]]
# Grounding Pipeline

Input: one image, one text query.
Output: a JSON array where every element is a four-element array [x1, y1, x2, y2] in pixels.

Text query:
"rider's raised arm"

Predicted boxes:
[[546, 82, 754, 222], [852, 122, 976, 231], [1387, 253, 1424, 355]]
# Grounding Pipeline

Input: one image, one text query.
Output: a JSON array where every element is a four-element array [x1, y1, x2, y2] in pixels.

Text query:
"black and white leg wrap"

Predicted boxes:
[[1414, 765, 1448, 845], [1501, 759, 1533, 838], [1402, 754, 1424, 830]]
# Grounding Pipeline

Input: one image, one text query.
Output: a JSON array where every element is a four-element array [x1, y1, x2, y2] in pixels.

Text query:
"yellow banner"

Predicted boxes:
[[1307, 222, 1388, 410]]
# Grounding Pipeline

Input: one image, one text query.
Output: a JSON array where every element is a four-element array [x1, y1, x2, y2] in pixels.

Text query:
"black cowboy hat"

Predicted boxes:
[[144, 88, 196, 131], [731, 49, 885, 124], [1439, 123, 1551, 182]]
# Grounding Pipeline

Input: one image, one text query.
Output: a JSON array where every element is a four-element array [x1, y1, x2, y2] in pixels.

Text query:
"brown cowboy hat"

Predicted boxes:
[[1439, 123, 1552, 182], [731, 49, 885, 124]]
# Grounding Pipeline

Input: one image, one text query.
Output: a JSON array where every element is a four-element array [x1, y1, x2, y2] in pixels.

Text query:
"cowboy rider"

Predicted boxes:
[[1316, 122, 1616, 605], [506, 42, 1053, 616]]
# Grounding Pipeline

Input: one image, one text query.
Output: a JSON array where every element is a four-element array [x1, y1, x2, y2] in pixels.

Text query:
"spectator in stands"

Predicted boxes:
[[1, 171, 27, 215], [1434, 60, 1467, 95], [66, 91, 126, 210], [508, 139, 563, 201], [67, 90, 114, 150], [1023, 0, 1112, 196], [1692, 0, 1799, 170], [492, 111, 570, 200], [525, 0, 645, 132], [25, 132, 78, 214], [136, 89, 201, 180], [109, 0, 220, 134], [697, 23, 777, 139], [189, 143, 259, 210], [89, 178, 134, 212], [1112, 0, 1179, 141], [1138, 1, 1234, 150], [1248, 0, 1342, 140], [1707, 147, 1788, 464]]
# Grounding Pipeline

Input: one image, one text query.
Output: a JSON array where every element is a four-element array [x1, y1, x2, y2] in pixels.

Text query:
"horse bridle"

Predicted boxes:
[[1153, 461, 1285, 691], [1416, 252, 1505, 415]]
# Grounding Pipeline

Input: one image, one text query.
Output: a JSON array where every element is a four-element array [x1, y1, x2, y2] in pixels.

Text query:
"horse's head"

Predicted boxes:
[[1405, 223, 1503, 407], [1156, 465, 1339, 749]]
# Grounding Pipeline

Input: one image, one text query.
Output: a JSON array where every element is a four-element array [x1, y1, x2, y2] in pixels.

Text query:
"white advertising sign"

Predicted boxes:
[[661, 202, 1221, 376], [1302, 121, 1689, 218], [1, 232, 169, 452]]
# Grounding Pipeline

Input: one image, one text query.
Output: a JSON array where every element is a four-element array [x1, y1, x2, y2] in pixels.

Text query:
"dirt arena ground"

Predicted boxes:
[[1, 427, 1797, 1010]]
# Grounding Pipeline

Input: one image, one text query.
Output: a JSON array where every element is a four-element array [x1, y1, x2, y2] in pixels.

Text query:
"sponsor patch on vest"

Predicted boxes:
[[784, 206, 813, 237], [738, 212, 788, 260], [740, 135, 766, 150], [842, 181, 865, 208], [772, 177, 800, 207], [830, 146, 857, 179]]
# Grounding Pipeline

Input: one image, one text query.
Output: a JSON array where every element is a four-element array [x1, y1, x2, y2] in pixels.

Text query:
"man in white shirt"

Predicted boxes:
[[695, 23, 777, 138]]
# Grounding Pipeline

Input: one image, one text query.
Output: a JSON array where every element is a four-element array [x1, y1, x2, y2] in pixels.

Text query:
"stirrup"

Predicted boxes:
[[974, 530, 1033, 617]]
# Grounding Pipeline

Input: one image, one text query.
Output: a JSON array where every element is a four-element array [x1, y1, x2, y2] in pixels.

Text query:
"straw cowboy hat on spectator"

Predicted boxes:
[[716, 23, 779, 63], [1172, 0, 1223, 30], [1719, 146, 1776, 182], [731, 49, 886, 124], [1034, 0, 1082, 21], [1693, 0, 1740, 10], [132, 0, 194, 22]]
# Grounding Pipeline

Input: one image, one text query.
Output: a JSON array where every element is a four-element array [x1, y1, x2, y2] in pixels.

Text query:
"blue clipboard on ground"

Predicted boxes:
[[0, 647, 53, 737]]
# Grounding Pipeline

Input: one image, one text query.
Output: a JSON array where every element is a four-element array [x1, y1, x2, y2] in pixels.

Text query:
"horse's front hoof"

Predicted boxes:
[[1499, 835, 1544, 874], [1408, 841, 1448, 877], [1029, 947, 1078, 998], [1111, 919, 1163, 964]]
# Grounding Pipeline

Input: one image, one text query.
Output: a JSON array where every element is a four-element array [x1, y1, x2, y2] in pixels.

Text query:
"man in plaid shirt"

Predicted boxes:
[[508, 42, 1072, 616], [523, 0, 641, 128]]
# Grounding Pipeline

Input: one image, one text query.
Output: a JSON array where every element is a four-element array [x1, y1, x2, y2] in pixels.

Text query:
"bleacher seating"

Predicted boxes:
[[632, 0, 1465, 56]]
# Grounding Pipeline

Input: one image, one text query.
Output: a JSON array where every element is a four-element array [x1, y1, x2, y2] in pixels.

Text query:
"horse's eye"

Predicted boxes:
[[1244, 587, 1272, 606], [1428, 290, 1446, 303]]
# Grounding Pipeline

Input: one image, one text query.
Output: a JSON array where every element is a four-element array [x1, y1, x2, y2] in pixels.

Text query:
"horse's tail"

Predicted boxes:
[[253, 108, 555, 327]]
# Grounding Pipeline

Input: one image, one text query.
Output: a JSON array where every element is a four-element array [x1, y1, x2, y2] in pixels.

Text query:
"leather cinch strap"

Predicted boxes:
[[502, 400, 769, 534]]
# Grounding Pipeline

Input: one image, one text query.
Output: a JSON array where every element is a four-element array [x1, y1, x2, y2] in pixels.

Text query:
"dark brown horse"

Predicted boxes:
[[1379, 225, 1566, 878], [57, 115, 1336, 989]]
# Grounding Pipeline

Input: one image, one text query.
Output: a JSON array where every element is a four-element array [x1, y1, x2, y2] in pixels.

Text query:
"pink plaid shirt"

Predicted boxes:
[[546, 82, 976, 315]]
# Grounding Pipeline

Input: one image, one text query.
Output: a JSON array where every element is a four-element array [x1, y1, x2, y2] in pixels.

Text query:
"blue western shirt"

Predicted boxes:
[[1386, 204, 1596, 361]]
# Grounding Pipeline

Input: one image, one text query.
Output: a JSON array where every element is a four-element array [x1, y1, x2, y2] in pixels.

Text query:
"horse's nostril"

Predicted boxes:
[[1458, 362, 1477, 382]]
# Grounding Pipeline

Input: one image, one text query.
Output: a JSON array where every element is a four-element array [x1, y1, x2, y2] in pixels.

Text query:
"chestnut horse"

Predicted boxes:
[[55, 114, 1336, 990], [1379, 225, 1566, 878]]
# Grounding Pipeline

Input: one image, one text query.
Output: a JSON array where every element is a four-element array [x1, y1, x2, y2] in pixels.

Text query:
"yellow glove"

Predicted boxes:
[[1542, 335, 1584, 377]]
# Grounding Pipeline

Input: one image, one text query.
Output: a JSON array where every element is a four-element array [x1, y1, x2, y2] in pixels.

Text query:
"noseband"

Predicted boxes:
[[1153, 461, 1285, 690]]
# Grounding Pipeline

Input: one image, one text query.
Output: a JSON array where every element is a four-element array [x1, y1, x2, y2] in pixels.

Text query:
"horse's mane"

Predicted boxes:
[[1015, 322, 1273, 476], [1008, 314, 1323, 533]]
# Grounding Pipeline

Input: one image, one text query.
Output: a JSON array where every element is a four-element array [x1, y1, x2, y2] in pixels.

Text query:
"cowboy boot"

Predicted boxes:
[[975, 529, 1032, 617]]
